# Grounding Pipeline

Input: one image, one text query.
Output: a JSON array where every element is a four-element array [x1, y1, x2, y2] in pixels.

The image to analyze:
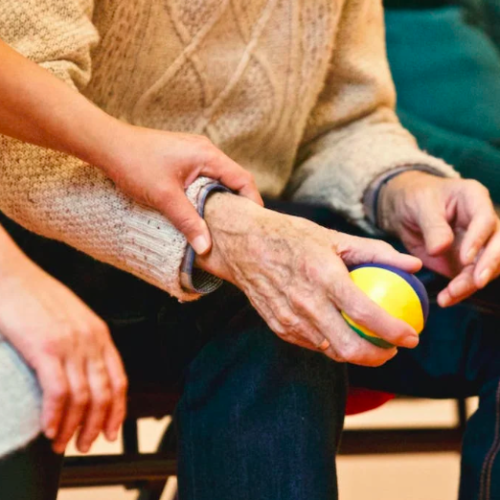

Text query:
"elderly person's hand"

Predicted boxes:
[[197, 193, 422, 367], [96, 126, 263, 255], [0, 229, 127, 455], [378, 171, 500, 307]]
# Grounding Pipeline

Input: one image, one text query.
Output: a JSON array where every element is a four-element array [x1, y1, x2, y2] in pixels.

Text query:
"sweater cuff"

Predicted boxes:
[[180, 183, 231, 294], [363, 164, 450, 229], [119, 177, 225, 302]]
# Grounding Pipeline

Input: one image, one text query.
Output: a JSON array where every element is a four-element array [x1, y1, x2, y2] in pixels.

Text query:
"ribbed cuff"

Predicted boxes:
[[120, 177, 224, 302], [362, 164, 455, 230], [180, 183, 231, 294]]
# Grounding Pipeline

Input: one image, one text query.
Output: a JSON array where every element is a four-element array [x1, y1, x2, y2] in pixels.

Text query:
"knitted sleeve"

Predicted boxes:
[[0, 0, 215, 301], [288, 0, 458, 232]]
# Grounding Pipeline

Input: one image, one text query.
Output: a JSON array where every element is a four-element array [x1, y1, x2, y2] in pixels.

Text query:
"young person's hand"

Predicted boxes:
[[379, 171, 500, 307], [0, 230, 127, 455], [0, 40, 262, 256], [95, 126, 263, 255]]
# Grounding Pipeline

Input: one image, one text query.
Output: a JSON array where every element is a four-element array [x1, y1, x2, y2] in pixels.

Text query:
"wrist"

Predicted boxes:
[[68, 110, 129, 174], [0, 229, 35, 287], [195, 192, 269, 282], [378, 171, 436, 232]]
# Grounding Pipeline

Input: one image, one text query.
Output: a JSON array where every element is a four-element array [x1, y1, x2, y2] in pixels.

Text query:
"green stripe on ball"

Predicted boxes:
[[347, 323, 394, 349]]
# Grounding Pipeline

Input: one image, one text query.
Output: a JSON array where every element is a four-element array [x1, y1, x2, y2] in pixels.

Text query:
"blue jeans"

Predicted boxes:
[[1, 202, 500, 500], [350, 287, 500, 500]]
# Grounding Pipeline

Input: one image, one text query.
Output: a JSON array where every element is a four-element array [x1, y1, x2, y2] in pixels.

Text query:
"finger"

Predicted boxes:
[[36, 357, 69, 440], [157, 186, 212, 255], [473, 223, 500, 288], [332, 268, 420, 349], [460, 210, 497, 266], [338, 235, 422, 273], [52, 360, 90, 454], [201, 154, 264, 206], [416, 204, 455, 256], [284, 284, 400, 366], [437, 266, 476, 307], [102, 347, 128, 441], [321, 309, 399, 367], [76, 357, 112, 453]]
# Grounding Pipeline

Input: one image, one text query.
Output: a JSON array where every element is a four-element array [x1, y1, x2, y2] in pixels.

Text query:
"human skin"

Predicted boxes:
[[197, 193, 423, 367], [0, 39, 262, 255], [197, 173, 500, 366], [0, 226, 127, 454], [379, 171, 500, 306], [0, 38, 261, 454]]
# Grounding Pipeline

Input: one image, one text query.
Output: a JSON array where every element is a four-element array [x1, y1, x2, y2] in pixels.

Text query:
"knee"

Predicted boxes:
[[179, 308, 347, 427]]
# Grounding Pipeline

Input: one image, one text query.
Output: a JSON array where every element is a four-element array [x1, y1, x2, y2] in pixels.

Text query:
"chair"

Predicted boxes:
[[60, 387, 467, 499], [60, 389, 181, 500]]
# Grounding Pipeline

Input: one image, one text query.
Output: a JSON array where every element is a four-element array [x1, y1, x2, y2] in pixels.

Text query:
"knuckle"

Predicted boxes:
[[337, 343, 358, 363], [115, 376, 129, 395], [49, 384, 69, 403], [93, 318, 110, 336], [95, 388, 112, 407], [40, 333, 71, 356], [467, 179, 490, 197], [72, 388, 90, 407], [274, 307, 298, 329], [177, 215, 201, 234]]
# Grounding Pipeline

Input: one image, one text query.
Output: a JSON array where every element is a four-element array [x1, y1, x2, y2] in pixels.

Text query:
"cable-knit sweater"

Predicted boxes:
[[0, 0, 457, 456]]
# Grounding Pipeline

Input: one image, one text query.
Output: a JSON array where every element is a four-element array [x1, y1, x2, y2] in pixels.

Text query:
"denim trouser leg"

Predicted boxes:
[[175, 297, 347, 500], [0, 436, 63, 500], [349, 293, 500, 500]]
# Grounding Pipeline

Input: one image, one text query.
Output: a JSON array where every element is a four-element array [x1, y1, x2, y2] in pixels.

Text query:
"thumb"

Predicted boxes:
[[340, 235, 422, 273], [158, 187, 212, 255], [417, 208, 454, 256]]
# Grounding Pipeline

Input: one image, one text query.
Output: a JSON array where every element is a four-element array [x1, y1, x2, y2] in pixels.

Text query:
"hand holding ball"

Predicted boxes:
[[341, 264, 429, 348]]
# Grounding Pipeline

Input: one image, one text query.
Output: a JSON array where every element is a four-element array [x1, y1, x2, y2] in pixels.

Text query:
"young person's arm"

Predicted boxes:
[[0, 38, 261, 257]]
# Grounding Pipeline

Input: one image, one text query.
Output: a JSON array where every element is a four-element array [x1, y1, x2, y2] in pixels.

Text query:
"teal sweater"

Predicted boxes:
[[384, 5, 500, 202]]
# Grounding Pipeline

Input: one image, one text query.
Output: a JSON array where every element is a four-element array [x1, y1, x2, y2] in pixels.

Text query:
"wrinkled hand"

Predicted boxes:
[[0, 237, 127, 454], [379, 171, 500, 307], [98, 125, 263, 255], [197, 193, 422, 367]]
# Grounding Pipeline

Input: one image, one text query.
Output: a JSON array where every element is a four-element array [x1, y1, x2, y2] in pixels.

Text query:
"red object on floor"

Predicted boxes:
[[345, 388, 395, 415]]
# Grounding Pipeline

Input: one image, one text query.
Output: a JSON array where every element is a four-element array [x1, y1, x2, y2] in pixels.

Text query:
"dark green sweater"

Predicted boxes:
[[384, 2, 500, 203]]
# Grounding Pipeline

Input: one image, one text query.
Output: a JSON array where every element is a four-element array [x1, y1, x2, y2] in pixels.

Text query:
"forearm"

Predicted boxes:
[[0, 39, 122, 170], [0, 225, 28, 277]]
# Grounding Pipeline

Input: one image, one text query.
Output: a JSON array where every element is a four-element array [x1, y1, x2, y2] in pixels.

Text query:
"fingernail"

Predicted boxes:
[[479, 269, 491, 288], [109, 430, 118, 442], [402, 335, 419, 348], [81, 443, 90, 453], [191, 235, 210, 255], [466, 247, 477, 264], [438, 295, 449, 308]]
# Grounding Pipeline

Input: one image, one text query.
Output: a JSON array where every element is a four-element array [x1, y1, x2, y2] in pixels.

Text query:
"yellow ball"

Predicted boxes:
[[341, 264, 429, 348]]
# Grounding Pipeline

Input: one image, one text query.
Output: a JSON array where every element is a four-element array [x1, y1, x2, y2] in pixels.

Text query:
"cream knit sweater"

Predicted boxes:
[[0, 0, 457, 456]]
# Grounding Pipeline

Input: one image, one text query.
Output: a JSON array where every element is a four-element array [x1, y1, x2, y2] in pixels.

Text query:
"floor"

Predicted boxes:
[[58, 398, 474, 500]]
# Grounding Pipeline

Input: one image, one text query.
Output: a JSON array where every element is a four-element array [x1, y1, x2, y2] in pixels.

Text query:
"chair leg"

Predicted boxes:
[[136, 421, 177, 500], [457, 398, 468, 434], [123, 419, 140, 454], [137, 480, 168, 500]]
